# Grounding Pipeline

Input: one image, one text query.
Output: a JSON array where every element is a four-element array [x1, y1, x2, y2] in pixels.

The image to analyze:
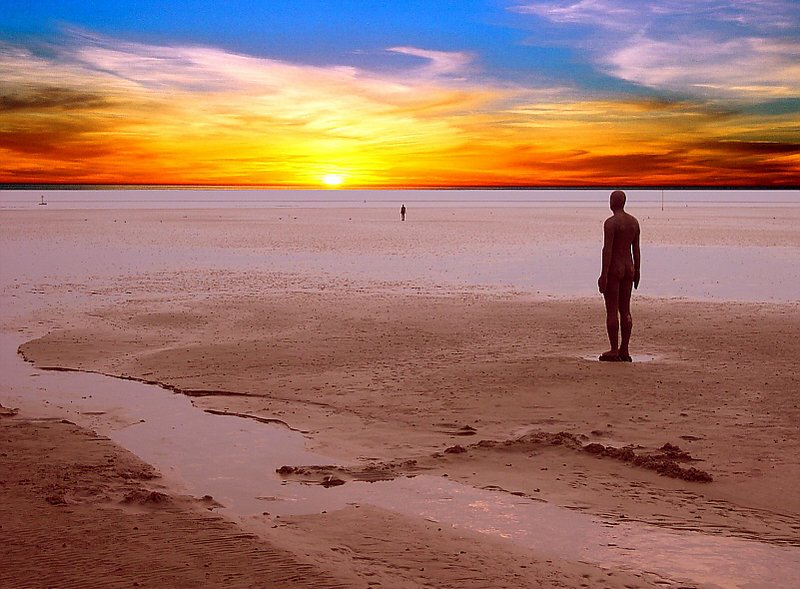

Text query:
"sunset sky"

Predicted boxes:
[[1, 1, 799, 187]]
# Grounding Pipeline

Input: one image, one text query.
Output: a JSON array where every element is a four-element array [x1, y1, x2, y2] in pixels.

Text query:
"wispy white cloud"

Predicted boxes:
[[513, 0, 644, 30], [1, 33, 494, 122], [608, 35, 800, 98], [513, 0, 799, 31], [387, 46, 475, 78], [511, 0, 800, 99]]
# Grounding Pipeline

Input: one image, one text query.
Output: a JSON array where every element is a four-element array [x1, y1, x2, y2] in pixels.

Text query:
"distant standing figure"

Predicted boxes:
[[598, 190, 640, 362], [400, 204, 406, 221]]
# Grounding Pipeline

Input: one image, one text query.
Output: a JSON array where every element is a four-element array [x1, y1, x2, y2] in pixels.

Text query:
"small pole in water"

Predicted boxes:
[[39, 195, 47, 206], [661, 188, 664, 211]]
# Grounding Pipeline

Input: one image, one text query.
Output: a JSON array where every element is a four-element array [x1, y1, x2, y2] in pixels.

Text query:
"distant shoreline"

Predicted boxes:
[[2, 187, 798, 211], [2, 184, 799, 191]]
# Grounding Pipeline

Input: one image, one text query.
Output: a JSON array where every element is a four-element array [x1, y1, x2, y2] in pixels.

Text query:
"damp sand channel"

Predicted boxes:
[[2, 332, 798, 589]]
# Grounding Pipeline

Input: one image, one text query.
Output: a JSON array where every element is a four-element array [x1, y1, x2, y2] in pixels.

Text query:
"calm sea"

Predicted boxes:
[[1, 188, 799, 209]]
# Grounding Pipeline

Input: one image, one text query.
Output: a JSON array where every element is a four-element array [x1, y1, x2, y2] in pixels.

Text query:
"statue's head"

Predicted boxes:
[[610, 190, 626, 211]]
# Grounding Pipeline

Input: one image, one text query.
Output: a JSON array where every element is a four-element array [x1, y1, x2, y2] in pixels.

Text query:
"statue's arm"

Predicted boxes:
[[633, 223, 641, 289], [598, 219, 614, 292]]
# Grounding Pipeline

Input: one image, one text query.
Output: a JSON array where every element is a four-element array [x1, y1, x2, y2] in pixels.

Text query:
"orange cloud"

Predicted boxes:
[[0, 34, 797, 187]]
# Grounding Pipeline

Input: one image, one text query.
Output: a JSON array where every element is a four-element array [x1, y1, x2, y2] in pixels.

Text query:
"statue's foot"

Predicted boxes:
[[599, 352, 620, 361], [618, 354, 633, 362]]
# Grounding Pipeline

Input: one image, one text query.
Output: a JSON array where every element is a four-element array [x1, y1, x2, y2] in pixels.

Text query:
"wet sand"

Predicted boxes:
[[2, 205, 800, 587]]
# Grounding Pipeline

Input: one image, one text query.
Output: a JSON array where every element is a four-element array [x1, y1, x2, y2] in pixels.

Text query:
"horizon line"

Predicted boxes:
[[3, 183, 799, 191]]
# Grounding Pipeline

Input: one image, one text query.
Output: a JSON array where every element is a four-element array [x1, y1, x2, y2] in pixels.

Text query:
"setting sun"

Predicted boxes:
[[322, 174, 345, 187]]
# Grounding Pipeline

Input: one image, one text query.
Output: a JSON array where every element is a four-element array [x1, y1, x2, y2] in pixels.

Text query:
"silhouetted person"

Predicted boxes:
[[598, 190, 640, 362], [400, 204, 406, 221]]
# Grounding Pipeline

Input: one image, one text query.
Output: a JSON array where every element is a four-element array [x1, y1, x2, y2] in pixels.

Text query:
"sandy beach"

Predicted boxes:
[[2, 201, 799, 588]]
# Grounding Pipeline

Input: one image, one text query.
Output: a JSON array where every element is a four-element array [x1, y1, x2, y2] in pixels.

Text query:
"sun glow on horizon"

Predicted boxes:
[[322, 174, 345, 187]]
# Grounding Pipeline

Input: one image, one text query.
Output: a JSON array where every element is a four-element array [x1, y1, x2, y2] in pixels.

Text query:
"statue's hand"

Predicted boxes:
[[634, 270, 640, 290], [598, 275, 606, 293]]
